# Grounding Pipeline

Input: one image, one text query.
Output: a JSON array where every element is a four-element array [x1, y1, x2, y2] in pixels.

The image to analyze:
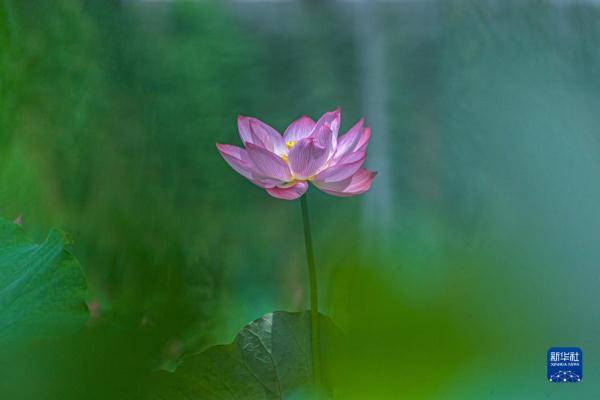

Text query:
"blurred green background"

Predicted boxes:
[[2, 0, 600, 398]]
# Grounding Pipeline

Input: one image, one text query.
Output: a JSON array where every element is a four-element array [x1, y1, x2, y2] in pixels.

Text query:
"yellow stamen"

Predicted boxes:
[[281, 141, 296, 163]]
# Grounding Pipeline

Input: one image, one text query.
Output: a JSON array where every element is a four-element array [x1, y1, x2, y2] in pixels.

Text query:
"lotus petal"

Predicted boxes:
[[283, 116, 316, 143], [315, 168, 377, 197], [266, 181, 309, 200]]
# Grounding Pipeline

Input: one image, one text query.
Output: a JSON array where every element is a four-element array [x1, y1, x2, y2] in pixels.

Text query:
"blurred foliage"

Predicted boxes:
[[0, 218, 87, 342], [1, 0, 254, 351], [147, 311, 340, 399]]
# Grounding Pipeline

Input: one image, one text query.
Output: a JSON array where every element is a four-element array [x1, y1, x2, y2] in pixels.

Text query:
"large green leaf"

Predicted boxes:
[[147, 311, 339, 399], [0, 218, 87, 340]]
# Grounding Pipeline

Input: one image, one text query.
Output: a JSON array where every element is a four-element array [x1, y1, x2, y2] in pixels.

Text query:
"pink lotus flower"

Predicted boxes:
[[216, 108, 377, 200]]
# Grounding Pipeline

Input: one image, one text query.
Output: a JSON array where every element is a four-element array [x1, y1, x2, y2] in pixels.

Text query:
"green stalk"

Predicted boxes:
[[300, 194, 321, 392]]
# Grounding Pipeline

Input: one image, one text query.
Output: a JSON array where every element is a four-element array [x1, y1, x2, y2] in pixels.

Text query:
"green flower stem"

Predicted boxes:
[[300, 194, 321, 391]]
